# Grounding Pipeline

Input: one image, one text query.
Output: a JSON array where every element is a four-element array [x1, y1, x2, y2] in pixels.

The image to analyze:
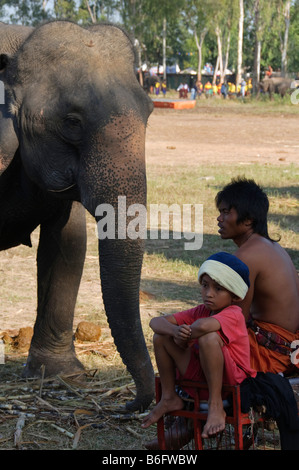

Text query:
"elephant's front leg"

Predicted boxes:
[[23, 201, 87, 377]]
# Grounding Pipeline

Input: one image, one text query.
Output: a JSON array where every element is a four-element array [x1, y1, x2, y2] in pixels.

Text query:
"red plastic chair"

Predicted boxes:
[[155, 377, 280, 450]]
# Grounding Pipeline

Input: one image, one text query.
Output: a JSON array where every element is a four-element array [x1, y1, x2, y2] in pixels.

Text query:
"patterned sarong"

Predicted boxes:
[[248, 319, 299, 375]]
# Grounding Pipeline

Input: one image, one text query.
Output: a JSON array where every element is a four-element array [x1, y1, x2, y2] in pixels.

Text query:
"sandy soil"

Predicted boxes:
[[146, 107, 299, 166]]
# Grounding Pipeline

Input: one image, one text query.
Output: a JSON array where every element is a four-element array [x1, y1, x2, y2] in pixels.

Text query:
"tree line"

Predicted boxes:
[[0, 0, 298, 91]]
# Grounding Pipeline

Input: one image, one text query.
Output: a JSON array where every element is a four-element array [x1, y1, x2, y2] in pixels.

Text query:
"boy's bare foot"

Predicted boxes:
[[141, 394, 184, 429], [201, 402, 226, 438]]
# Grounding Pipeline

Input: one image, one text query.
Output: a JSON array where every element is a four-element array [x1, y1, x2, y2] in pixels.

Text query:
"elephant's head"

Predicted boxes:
[[260, 78, 273, 93], [0, 21, 154, 411]]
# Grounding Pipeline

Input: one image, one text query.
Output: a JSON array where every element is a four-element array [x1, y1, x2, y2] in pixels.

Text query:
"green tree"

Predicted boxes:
[[211, 0, 238, 84], [183, 0, 239, 84], [78, 0, 118, 23], [242, 0, 279, 90], [288, 0, 299, 73], [53, 0, 78, 21], [279, 0, 291, 74], [116, 0, 183, 74], [1, 0, 297, 84], [0, 0, 51, 24], [182, 0, 210, 80], [236, 0, 244, 88]]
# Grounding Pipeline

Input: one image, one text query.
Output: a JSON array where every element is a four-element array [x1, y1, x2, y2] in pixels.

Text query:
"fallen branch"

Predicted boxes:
[[110, 412, 148, 420], [97, 382, 135, 400], [36, 396, 60, 413], [0, 395, 32, 402], [4, 410, 36, 418], [50, 424, 74, 438], [39, 364, 46, 397], [77, 349, 108, 357], [125, 426, 142, 438], [56, 376, 85, 398], [14, 413, 26, 449], [72, 423, 94, 449]]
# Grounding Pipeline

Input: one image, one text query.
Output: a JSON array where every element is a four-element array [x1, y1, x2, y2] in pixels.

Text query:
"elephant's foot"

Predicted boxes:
[[22, 348, 84, 378]]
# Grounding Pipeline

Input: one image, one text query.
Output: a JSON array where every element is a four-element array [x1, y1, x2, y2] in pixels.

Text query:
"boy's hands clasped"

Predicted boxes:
[[173, 324, 192, 348]]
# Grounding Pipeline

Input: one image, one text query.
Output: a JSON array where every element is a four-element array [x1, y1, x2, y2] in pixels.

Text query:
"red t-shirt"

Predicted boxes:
[[173, 304, 256, 388]]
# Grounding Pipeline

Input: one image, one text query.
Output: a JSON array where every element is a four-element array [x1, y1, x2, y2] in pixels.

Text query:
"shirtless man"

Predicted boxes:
[[216, 177, 299, 375]]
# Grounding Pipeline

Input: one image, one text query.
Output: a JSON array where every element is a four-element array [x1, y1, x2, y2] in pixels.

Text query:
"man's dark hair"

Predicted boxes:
[[215, 177, 279, 242]]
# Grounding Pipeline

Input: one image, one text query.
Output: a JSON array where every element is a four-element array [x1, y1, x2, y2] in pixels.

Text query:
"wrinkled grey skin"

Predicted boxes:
[[259, 76, 293, 99], [0, 21, 154, 411]]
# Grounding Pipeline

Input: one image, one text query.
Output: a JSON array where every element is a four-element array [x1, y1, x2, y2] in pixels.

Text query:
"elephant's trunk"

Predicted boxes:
[[78, 112, 154, 411], [98, 237, 154, 411]]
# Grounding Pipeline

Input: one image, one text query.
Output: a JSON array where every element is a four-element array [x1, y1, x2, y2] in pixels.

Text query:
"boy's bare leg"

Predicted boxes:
[[198, 332, 226, 438], [141, 334, 190, 429]]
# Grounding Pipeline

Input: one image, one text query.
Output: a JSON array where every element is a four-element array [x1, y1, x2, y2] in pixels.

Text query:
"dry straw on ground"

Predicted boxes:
[[0, 355, 152, 450]]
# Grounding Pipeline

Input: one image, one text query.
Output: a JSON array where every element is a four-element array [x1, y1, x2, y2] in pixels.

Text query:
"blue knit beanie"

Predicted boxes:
[[198, 252, 250, 300]]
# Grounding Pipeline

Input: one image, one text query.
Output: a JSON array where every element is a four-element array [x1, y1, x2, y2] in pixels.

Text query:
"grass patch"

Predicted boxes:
[[164, 89, 299, 115], [145, 162, 299, 280]]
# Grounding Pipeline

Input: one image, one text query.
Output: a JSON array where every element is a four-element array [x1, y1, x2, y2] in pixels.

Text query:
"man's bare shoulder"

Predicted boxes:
[[234, 234, 295, 273], [234, 234, 288, 272], [235, 234, 269, 258]]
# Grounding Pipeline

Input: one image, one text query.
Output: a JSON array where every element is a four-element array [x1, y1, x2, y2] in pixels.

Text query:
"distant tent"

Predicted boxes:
[[149, 64, 181, 75], [166, 64, 180, 74], [180, 67, 197, 75], [149, 65, 163, 75]]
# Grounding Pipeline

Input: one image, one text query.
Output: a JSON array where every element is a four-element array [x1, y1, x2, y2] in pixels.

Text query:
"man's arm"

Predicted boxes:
[[234, 248, 256, 320], [293, 264, 299, 291], [234, 286, 254, 320]]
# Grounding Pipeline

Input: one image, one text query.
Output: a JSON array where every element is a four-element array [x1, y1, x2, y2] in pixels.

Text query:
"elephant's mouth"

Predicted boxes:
[[47, 183, 81, 201], [48, 183, 77, 193]]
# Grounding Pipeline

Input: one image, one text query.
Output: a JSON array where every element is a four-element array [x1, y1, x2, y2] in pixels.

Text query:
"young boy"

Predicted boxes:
[[142, 252, 256, 440]]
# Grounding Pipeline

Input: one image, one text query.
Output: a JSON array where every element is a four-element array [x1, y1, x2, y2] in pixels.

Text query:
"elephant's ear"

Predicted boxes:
[[0, 53, 19, 176]]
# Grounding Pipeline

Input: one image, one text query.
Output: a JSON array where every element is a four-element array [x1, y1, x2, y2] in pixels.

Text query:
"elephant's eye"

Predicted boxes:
[[61, 115, 83, 142], [65, 116, 81, 127]]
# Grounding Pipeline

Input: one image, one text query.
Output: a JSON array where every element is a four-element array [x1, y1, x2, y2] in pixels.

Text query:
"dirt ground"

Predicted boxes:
[[146, 106, 299, 166]]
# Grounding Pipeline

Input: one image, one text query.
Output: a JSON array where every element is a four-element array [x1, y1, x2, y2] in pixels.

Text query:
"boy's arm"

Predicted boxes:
[[190, 317, 221, 339], [149, 315, 192, 342], [149, 315, 178, 336]]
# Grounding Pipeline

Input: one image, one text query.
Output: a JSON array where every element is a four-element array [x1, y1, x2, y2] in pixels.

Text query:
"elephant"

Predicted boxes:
[[0, 20, 155, 412], [143, 73, 161, 94], [259, 76, 293, 99]]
